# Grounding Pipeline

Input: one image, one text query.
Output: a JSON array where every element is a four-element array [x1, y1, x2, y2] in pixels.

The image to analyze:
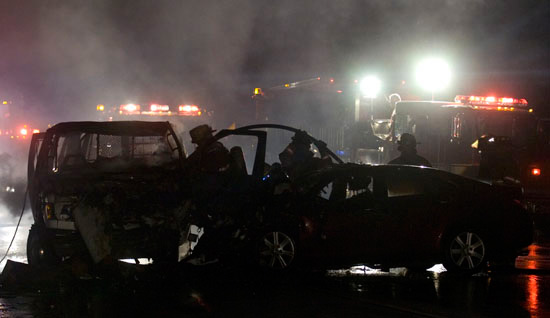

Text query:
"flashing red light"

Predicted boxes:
[[178, 104, 200, 115], [455, 95, 528, 107], [531, 168, 541, 176]]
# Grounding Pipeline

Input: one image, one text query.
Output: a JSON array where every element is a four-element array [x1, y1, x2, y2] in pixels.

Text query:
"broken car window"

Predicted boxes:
[[318, 174, 374, 202]]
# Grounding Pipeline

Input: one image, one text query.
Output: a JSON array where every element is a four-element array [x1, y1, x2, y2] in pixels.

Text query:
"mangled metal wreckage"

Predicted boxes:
[[26, 121, 532, 275], [27, 121, 190, 266], [25, 121, 339, 269]]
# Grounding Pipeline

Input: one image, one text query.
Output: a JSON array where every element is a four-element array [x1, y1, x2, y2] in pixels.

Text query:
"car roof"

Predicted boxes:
[[305, 163, 484, 184], [47, 121, 173, 136]]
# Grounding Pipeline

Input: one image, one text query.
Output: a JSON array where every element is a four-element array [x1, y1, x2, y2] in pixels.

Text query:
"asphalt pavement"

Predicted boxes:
[[1, 222, 549, 317]]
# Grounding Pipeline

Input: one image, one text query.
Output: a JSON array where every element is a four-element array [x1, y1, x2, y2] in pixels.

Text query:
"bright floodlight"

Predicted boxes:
[[415, 58, 451, 92], [360, 76, 381, 98]]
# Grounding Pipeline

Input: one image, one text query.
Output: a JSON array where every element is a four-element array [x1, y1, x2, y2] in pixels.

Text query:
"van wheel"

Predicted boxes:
[[27, 225, 60, 267]]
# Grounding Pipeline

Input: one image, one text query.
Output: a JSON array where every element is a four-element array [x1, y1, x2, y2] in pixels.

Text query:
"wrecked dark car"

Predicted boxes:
[[182, 125, 533, 274], [27, 121, 187, 266], [254, 164, 534, 274]]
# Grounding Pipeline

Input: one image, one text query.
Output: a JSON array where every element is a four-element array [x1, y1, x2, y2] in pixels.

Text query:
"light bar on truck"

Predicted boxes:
[[141, 104, 171, 116], [149, 104, 170, 112], [455, 95, 528, 107], [178, 105, 201, 116], [119, 104, 141, 114]]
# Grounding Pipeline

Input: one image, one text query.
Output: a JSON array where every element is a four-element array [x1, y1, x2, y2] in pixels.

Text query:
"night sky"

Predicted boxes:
[[1, 0, 549, 125]]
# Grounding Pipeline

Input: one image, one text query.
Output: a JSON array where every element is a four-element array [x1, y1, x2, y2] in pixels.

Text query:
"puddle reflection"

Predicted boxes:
[[527, 275, 539, 317]]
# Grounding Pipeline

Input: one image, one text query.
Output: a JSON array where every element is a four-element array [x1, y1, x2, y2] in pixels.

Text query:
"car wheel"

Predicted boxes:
[[26, 225, 60, 267], [443, 230, 487, 274], [256, 230, 297, 271]]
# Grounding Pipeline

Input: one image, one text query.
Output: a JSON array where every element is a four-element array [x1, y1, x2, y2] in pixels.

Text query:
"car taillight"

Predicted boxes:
[[45, 203, 55, 220], [531, 168, 541, 176]]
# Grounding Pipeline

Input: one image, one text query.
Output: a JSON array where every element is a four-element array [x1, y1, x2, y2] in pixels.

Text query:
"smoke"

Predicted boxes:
[[28, 0, 262, 124], [1, 0, 548, 125]]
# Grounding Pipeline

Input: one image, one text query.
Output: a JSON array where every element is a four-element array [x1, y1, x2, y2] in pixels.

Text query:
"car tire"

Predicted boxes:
[[443, 229, 488, 275], [255, 228, 298, 272], [26, 225, 61, 267]]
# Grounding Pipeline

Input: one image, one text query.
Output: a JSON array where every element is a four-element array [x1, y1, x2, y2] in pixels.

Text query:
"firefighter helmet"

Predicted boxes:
[[189, 124, 215, 144]]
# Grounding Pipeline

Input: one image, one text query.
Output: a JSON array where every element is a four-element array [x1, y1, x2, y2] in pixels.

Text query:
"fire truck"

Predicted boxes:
[[392, 95, 550, 210], [252, 79, 550, 216], [251, 77, 365, 158]]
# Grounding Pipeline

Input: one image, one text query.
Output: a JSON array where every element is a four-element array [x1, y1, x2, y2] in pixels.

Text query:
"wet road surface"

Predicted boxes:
[[0, 254, 548, 317], [1, 222, 549, 317]]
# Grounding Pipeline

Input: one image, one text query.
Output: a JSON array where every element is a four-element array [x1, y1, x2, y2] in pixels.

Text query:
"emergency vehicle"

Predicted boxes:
[[252, 79, 550, 214], [252, 77, 364, 157], [392, 95, 550, 212]]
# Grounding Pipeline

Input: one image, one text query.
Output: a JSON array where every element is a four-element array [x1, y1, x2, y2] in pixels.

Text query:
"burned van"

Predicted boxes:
[[27, 121, 186, 266]]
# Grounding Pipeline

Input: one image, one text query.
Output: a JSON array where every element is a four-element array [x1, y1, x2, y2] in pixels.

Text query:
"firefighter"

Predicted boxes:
[[279, 130, 314, 169], [186, 124, 230, 174], [278, 130, 332, 180], [387, 93, 402, 142], [183, 125, 233, 265], [388, 133, 432, 167], [183, 124, 233, 210]]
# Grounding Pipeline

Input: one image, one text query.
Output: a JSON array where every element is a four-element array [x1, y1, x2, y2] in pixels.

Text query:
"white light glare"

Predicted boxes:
[[415, 58, 451, 92], [360, 76, 382, 98], [124, 104, 137, 112]]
